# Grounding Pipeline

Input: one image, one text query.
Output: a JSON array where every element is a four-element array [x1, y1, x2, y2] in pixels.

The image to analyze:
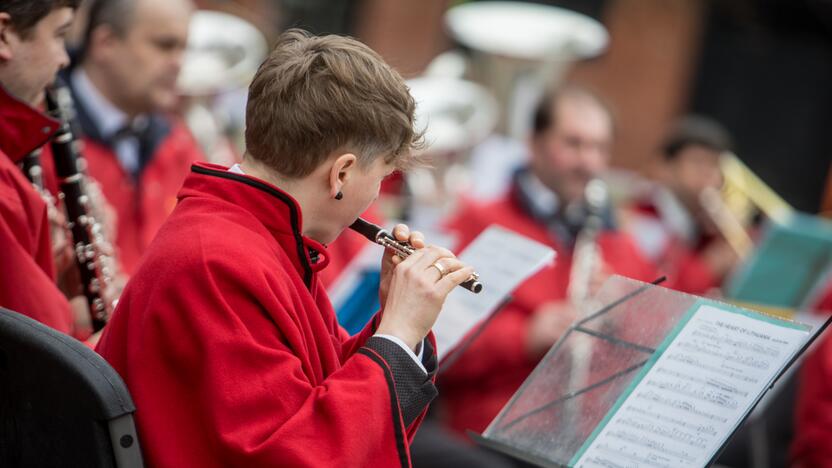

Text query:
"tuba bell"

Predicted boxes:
[[177, 10, 268, 165], [400, 73, 499, 228], [444, 1, 608, 139]]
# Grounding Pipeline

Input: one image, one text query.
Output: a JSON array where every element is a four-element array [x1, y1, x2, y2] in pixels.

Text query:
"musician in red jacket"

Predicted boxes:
[[96, 29, 474, 467], [0, 0, 91, 338], [439, 85, 657, 436], [625, 115, 739, 294], [47, 0, 203, 275], [792, 327, 832, 468]]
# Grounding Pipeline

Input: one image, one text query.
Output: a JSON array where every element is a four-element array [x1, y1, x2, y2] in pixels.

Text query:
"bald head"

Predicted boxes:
[[84, 0, 193, 42], [82, 0, 193, 116], [528, 85, 614, 204]]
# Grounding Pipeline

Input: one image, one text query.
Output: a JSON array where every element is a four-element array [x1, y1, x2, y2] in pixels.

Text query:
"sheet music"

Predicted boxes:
[[573, 303, 810, 468], [433, 225, 555, 358]]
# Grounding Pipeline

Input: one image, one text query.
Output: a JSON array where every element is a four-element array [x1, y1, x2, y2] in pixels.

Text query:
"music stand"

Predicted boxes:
[[471, 276, 830, 467]]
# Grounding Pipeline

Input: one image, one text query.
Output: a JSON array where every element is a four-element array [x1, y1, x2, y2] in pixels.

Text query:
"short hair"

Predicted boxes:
[[531, 84, 613, 137], [1, 0, 81, 39], [245, 29, 424, 178], [76, 0, 135, 63], [662, 115, 733, 160]]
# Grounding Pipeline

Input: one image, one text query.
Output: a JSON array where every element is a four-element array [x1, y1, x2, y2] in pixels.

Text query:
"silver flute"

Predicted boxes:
[[349, 218, 483, 294]]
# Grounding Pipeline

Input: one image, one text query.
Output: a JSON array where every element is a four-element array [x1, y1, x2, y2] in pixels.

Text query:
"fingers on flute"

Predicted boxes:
[[409, 231, 426, 249], [438, 266, 476, 295], [392, 223, 426, 249], [392, 224, 409, 241], [411, 245, 455, 271], [436, 257, 465, 275]]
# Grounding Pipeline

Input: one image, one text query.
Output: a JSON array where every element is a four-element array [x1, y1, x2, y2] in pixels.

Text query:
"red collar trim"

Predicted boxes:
[[186, 162, 331, 286]]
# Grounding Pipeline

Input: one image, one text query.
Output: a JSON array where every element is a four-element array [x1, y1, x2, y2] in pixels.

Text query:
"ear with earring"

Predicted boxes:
[[335, 191, 343, 200]]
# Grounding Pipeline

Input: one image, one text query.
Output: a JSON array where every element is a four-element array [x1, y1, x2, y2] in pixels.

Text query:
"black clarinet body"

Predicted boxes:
[[21, 148, 45, 191], [46, 85, 111, 332]]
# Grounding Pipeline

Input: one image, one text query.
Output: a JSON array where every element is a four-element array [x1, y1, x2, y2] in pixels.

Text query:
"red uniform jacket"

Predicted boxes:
[[41, 124, 203, 276], [627, 198, 721, 295], [815, 281, 832, 313], [0, 85, 75, 335], [96, 163, 437, 467], [79, 125, 201, 275], [439, 186, 657, 435], [792, 330, 832, 467], [790, 281, 832, 466], [40, 77, 204, 275]]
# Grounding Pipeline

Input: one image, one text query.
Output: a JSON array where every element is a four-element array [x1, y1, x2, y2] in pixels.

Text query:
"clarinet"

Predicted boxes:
[[21, 148, 45, 191], [566, 178, 608, 305], [349, 217, 483, 293], [564, 178, 609, 429], [46, 83, 113, 332]]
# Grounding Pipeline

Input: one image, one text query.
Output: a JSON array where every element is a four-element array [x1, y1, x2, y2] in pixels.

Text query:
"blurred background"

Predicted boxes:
[[185, 0, 832, 215], [137, 1, 832, 466]]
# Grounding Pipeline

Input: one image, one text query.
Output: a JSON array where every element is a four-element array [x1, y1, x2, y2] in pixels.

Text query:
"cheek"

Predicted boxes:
[[32, 49, 58, 85], [361, 182, 381, 206], [546, 141, 577, 170], [686, 168, 712, 192], [581, 152, 606, 174], [120, 46, 155, 83]]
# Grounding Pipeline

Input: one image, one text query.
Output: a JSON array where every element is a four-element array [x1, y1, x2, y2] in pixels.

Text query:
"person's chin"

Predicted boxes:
[[29, 92, 46, 109], [318, 227, 344, 246], [562, 185, 585, 204], [151, 92, 178, 113]]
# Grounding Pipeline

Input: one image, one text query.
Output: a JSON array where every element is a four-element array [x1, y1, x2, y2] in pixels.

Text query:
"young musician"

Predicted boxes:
[[44, 0, 203, 275], [438, 85, 656, 436], [0, 0, 90, 338], [626, 115, 740, 294], [96, 29, 473, 466]]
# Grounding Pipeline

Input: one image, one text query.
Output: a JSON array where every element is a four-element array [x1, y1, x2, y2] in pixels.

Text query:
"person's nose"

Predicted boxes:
[[579, 144, 608, 175], [57, 46, 71, 70]]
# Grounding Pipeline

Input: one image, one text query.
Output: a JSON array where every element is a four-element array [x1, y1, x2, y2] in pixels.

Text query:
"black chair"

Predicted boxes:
[[0, 307, 143, 467]]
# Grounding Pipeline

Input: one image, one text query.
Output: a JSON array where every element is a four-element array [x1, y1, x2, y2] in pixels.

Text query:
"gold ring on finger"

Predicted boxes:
[[430, 261, 447, 277]]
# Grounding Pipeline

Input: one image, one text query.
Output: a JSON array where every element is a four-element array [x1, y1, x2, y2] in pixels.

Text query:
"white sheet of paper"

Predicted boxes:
[[432, 225, 555, 358], [573, 303, 810, 468]]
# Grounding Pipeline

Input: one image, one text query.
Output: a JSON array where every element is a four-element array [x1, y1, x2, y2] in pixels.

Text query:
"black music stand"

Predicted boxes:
[[470, 276, 831, 468]]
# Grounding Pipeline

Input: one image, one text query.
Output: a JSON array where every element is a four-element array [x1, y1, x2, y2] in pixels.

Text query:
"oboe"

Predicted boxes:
[[349, 217, 483, 293], [46, 84, 113, 332]]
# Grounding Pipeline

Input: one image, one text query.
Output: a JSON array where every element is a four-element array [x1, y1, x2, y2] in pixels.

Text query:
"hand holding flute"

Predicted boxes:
[[350, 218, 480, 350], [350, 217, 483, 293]]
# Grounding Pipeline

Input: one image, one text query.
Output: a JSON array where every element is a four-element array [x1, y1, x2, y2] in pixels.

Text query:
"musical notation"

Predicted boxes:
[[573, 303, 808, 468]]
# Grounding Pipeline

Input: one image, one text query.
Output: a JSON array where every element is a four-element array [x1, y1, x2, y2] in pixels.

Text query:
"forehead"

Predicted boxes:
[[552, 94, 612, 136], [675, 144, 722, 163], [30, 6, 74, 35], [130, 0, 192, 35]]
